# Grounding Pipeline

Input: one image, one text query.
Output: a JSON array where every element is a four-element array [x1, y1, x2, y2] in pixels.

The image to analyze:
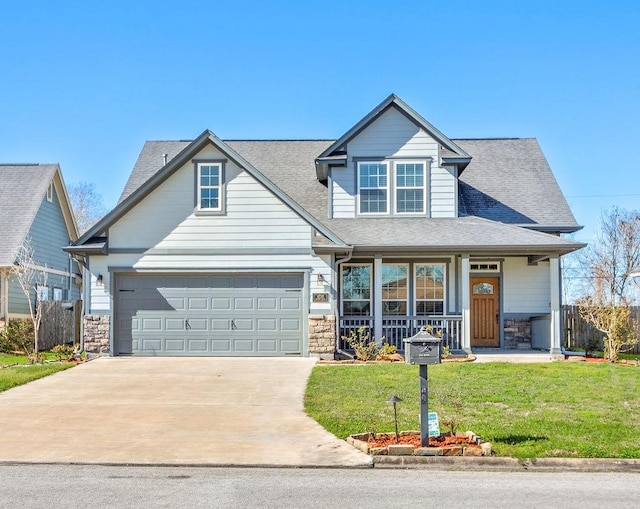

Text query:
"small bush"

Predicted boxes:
[[378, 343, 397, 356], [0, 321, 34, 355], [343, 327, 379, 361], [51, 344, 74, 361]]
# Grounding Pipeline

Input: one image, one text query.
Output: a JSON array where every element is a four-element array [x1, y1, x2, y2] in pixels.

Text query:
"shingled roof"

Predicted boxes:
[[110, 136, 581, 253], [0, 164, 60, 266], [457, 138, 578, 231]]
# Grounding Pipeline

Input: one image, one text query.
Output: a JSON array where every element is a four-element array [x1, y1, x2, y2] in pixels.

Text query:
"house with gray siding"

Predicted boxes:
[[68, 95, 585, 357], [0, 164, 81, 325]]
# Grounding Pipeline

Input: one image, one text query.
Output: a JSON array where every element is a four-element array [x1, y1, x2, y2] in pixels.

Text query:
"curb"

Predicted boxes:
[[373, 455, 640, 472]]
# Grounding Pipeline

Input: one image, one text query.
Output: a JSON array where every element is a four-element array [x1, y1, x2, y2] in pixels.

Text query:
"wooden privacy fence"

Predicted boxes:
[[563, 305, 640, 355], [39, 300, 81, 350]]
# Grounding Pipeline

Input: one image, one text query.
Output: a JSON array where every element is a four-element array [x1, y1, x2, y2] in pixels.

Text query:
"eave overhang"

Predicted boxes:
[[348, 241, 586, 257], [519, 224, 584, 234], [441, 156, 472, 173], [315, 154, 347, 181]]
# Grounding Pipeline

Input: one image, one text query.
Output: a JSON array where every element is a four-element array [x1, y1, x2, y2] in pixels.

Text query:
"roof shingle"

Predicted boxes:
[[0, 164, 58, 266]]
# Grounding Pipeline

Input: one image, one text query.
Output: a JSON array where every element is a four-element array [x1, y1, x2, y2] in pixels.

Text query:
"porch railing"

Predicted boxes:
[[338, 315, 463, 352]]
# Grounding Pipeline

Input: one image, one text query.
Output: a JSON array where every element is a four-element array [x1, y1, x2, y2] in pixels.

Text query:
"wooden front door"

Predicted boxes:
[[470, 277, 500, 347]]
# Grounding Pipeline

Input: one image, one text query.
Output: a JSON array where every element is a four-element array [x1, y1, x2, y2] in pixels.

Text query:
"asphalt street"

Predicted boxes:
[[1, 465, 638, 508]]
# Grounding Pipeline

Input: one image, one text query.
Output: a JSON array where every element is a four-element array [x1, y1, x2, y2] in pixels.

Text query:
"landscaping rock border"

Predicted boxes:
[[347, 430, 492, 457]]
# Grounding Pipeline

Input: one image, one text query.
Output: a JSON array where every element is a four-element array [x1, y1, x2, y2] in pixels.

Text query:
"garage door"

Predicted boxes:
[[116, 273, 304, 356]]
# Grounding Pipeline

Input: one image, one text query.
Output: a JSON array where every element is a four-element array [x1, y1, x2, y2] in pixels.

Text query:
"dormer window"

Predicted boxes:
[[358, 162, 388, 214], [395, 162, 425, 214], [357, 160, 427, 216]]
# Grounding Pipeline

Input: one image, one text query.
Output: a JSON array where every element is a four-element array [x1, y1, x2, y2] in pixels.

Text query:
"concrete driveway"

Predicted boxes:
[[0, 357, 371, 467]]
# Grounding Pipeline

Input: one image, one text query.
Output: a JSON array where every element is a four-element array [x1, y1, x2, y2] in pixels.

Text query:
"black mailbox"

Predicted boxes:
[[404, 328, 442, 365]]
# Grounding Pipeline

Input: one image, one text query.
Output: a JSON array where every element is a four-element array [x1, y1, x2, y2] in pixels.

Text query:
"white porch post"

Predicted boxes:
[[461, 254, 471, 353], [549, 255, 562, 355], [373, 254, 383, 345]]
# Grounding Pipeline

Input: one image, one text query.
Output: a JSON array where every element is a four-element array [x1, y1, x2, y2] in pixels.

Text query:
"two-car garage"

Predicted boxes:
[[115, 273, 305, 356]]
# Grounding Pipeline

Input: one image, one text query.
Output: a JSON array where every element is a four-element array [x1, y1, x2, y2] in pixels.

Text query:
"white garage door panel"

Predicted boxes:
[[116, 274, 305, 356]]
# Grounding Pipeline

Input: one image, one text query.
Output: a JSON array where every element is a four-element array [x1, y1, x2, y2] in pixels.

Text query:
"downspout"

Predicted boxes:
[[334, 248, 354, 358], [70, 253, 87, 353]]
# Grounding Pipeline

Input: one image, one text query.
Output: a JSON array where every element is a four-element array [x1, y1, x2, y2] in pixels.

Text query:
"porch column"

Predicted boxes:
[[549, 255, 562, 355], [461, 254, 471, 353], [373, 254, 383, 345]]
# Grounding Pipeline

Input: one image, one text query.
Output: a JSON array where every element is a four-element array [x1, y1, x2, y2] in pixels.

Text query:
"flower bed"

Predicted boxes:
[[347, 431, 492, 457]]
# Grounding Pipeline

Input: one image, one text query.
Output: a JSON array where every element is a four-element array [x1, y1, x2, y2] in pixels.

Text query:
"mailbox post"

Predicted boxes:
[[404, 328, 442, 447]]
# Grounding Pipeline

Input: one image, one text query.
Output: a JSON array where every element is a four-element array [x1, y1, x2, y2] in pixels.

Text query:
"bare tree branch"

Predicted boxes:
[[67, 181, 107, 234], [580, 207, 640, 305], [10, 236, 48, 360]]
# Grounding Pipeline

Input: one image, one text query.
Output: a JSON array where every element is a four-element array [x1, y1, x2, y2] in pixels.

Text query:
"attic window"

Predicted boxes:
[[46, 183, 53, 202], [195, 160, 226, 214]]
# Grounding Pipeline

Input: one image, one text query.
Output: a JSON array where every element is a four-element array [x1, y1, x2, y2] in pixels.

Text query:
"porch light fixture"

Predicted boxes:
[[386, 394, 403, 444], [317, 273, 326, 284], [96, 274, 103, 285]]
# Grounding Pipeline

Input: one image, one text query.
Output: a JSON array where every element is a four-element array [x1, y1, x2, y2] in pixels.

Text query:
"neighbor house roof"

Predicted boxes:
[[106, 136, 582, 255], [0, 164, 77, 267]]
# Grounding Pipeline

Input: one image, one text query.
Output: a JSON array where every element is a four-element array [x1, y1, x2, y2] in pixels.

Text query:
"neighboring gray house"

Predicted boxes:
[[0, 164, 81, 325], [68, 95, 585, 357]]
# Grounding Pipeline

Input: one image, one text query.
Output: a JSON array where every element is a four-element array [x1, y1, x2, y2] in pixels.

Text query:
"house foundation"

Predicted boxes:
[[503, 318, 531, 349], [308, 314, 336, 358], [83, 315, 110, 354]]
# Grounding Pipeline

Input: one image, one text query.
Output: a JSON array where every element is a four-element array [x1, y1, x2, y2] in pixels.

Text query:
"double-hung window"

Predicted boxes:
[[358, 162, 388, 214], [196, 161, 224, 213], [395, 162, 425, 214], [357, 160, 426, 215]]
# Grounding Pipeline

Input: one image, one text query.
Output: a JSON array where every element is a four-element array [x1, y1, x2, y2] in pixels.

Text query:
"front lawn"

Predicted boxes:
[[304, 362, 640, 459], [0, 354, 75, 393]]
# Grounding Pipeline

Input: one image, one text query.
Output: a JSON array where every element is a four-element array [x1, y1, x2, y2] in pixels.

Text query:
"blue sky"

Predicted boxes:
[[1, 0, 639, 244]]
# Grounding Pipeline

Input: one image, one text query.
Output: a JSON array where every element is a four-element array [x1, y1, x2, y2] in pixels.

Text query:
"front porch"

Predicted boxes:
[[339, 314, 463, 352], [335, 254, 564, 356]]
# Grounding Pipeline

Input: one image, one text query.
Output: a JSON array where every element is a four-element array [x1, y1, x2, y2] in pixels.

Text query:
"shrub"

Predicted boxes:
[[378, 343, 397, 356], [51, 344, 74, 361], [342, 327, 380, 361], [0, 321, 34, 355]]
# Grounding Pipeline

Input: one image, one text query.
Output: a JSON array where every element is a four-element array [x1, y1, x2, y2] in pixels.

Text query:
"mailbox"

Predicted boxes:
[[404, 327, 442, 365]]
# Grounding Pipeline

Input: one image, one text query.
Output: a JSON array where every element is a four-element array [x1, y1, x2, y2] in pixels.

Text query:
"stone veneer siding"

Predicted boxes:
[[503, 318, 531, 349], [308, 315, 336, 357], [83, 314, 110, 354]]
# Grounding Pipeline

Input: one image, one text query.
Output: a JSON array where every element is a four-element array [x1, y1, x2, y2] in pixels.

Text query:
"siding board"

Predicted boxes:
[[503, 257, 550, 313]]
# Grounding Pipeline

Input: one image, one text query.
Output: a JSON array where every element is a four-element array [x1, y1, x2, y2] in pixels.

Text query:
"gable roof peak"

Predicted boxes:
[[317, 94, 471, 161]]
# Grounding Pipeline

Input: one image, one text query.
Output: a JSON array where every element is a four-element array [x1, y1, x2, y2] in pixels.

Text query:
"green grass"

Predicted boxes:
[[304, 362, 640, 459], [0, 352, 60, 365], [0, 353, 75, 393]]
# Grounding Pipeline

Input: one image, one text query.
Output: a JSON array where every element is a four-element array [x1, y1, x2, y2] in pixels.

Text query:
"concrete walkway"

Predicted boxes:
[[0, 357, 371, 467], [472, 348, 553, 363]]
